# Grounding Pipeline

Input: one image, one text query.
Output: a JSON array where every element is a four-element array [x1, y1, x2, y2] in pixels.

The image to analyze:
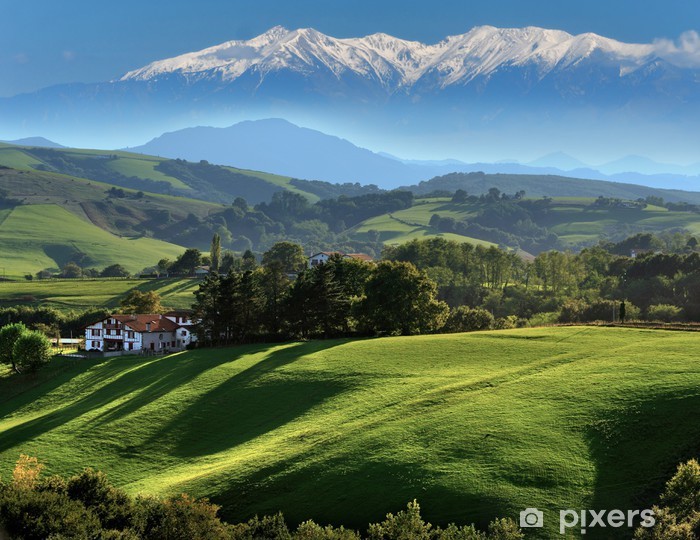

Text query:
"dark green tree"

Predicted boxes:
[[61, 262, 83, 279], [13, 330, 52, 372], [242, 249, 257, 271], [262, 241, 307, 274], [119, 290, 163, 314], [171, 248, 202, 276], [357, 261, 449, 335], [100, 264, 130, 278], [0, 322, 27, 373], [210, 233, 222, 273]]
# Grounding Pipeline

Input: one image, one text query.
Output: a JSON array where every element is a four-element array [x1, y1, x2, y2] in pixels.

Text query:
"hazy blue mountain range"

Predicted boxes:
[[0, 137, 64, 148], [130, 119, 700, 192], [1, 25, 699, 163]]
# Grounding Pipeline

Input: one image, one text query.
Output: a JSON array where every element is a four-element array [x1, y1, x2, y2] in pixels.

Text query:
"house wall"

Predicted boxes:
[[86, 316, 196, 354], [309, 254, 330, 268]]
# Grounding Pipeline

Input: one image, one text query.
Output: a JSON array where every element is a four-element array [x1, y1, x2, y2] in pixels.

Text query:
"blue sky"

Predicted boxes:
[[2, 0, 700, 97]]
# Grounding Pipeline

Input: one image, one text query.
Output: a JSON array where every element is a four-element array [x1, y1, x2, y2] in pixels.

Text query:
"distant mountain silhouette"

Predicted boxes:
[[129, 119, 700, 192], [1, 136, 64, 148]]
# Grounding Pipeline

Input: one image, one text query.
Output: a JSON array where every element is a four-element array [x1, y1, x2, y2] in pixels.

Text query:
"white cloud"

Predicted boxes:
[[62, 50, 76, 61], [13, 53, 29, 64], [653, 30, 700, 68]]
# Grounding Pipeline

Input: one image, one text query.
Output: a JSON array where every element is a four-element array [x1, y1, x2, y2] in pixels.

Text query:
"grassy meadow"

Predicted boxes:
[[1, 327, 698, 538], [350, 197, 700, 248], [0, 277, 199, 311], [351, 212, 496, 247], [0, 204, 185, 279]]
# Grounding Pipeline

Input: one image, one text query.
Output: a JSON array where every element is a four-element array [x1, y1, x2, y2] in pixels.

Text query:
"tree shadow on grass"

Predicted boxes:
[[0, 346, 268, 453], [0, 357, 99, 416], [85, 346, 274, 429], [147, 339, 352, 458], [207, 456, 511, 532], [585, 391, 700, 538]]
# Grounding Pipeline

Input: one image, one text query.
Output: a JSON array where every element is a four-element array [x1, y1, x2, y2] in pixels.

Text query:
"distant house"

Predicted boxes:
[[308, 251, 343, 268], [194, 265, 211, 277], [308, 251, 373, 269], [84, 310, 196, 354], [630, 249, 661, 259]]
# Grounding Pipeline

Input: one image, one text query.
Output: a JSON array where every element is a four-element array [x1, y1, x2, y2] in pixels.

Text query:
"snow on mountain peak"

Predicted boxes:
[[119, 25, 663, 87]]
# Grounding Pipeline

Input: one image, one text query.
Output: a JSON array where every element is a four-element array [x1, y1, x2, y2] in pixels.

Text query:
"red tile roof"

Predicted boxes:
[[111, 314, 180, 333], [345, 253, 374, 262]]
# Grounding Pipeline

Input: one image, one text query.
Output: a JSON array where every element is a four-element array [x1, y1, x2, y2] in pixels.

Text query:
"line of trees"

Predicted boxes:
[[384, 234, 700, 323], [191, 230, 700, 347], [192, 247, 449, 345]]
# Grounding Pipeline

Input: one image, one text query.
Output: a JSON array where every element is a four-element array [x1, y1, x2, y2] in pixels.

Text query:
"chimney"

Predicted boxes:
[[146, 323, 151, 332]]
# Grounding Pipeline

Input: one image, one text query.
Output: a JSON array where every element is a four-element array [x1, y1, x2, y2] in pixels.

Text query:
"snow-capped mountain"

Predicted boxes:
[[120, 25, 659, 92], [1, 25, 699, 161]]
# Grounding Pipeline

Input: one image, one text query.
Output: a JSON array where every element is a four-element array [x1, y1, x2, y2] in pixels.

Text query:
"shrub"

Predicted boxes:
[[527, 312, 559, 327], [367, 500, 433, 540], [634, 459, 700, 538], [494, 315, 519, 330], [558, 299, 587, 323], [646, 304, 683, 322], [66, 468, 135, 531], [0, 322, 27, 372], [443, 306, 494, 333], [294, 520, 361, 540], [13, 330, 52, 372]]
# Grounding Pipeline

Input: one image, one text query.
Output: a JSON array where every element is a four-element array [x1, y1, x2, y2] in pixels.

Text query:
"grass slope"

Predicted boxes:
[[351, 197, 700, 247], [0, 144, 319, 203], [0, 205, 185, 278], [1, 327, 698, 538], [0, 278, 200, 311], [351, 211, 496, 247]]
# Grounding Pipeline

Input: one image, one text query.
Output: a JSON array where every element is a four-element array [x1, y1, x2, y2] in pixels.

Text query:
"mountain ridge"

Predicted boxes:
[[2, 25, 699, 169], [129, 119, 700, 192], [119, 25, 661, 91]]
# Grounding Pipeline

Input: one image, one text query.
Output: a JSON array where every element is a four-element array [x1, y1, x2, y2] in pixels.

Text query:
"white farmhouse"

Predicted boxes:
[[308, 251, 373, 268], [84, 310, 196, 354]]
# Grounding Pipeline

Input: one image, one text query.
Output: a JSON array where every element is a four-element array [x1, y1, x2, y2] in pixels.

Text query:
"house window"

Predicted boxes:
[[106, 329, 111, 336], [115, 329, 121, 336], [181, 330, 187, 336], [92, 329, 101, 337]]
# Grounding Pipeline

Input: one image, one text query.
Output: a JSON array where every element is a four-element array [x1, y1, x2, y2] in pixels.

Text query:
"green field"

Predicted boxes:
[[0, 277, 200, 311], [224, 166, 320, 203], [1, 327, 698, 538], [350, 197, 700, 248], [0, 204, 185, 278], [351, 212, 496, 247], [0, 144, 319, 203]]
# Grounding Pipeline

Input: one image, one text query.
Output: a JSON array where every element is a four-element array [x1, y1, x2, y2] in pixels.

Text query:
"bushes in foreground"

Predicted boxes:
[[0, 455, 522, 540]]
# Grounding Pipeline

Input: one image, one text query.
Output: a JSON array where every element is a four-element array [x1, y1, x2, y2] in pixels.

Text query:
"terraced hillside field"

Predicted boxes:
[[1, 327, 698, 538]]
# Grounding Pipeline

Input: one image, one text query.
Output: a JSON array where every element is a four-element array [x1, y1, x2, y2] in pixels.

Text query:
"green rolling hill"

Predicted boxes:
[[0, 144, 319, 204], [351, 212, 497, 247], [350, 197, 700, 249], [0, 277, 200, 311], [0, 327, 698, 538], [0, 204, 186, 278]]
